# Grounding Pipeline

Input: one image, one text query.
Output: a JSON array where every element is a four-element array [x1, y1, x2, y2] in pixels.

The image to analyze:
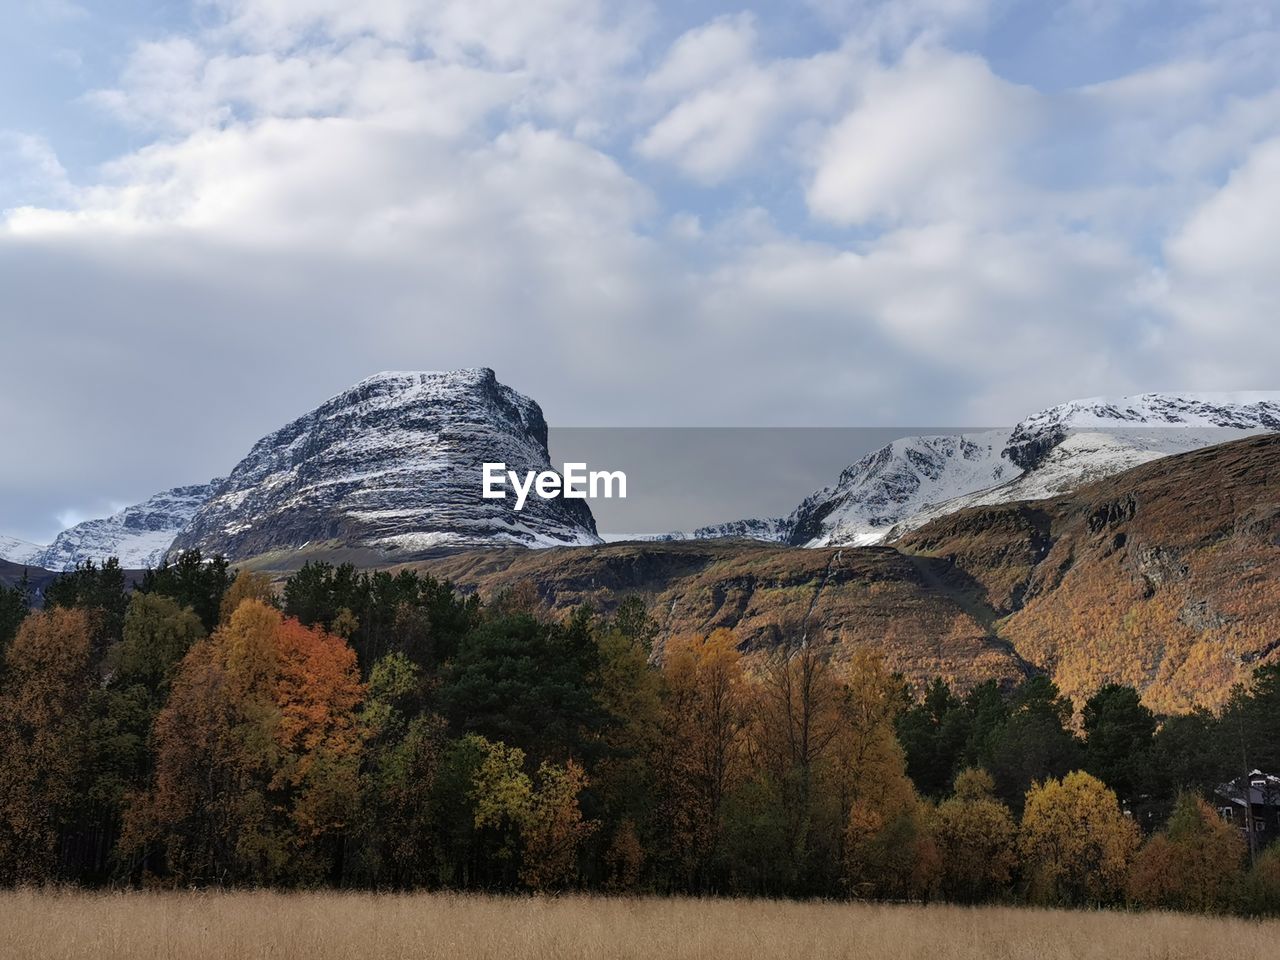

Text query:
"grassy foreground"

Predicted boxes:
[[2, 889, 1277, 960]]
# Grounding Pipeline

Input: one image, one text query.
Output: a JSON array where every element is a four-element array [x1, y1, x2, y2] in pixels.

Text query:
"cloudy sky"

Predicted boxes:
[[1, 0, 1278, 542]]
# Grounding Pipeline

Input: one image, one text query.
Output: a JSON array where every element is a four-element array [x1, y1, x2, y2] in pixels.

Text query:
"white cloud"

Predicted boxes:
[[807, 47, 1038, 226], [637, 19, 858, 183], [0, 131, 72, 211], [1161, 136, 1280, 386]]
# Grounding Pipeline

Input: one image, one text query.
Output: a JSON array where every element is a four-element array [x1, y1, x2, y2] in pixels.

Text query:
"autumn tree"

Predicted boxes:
[[65, 594, 205, 881], [590, 600, 664, 882], [835, 649, 936, 900], [0, 608, 95, 882], [520, 759, 597, 890], [44, 558, 129, 654], [930, 768, 1017, 903], [1239, 844, 1280, 916], [656, 629, 747, 889], [1126, 794, 1244, 912], [468, 734, 596, 891], [219, 569, 277, 624], [744, 637, 848, 893], [123, 600, 364, 885], [1019, 771, 1139, 905]]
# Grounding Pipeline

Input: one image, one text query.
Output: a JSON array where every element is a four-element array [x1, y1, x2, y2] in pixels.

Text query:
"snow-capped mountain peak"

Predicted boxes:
[[169, 368, 600, 561], [31, 483, 218, 571], [786, 431, 1015, 547], [0, 535, 45, 567], [672, 391, 1280, 549]]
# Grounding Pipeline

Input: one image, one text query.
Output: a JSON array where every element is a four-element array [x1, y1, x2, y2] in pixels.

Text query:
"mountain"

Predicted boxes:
[[671, 392, 1280, 548], [403, 433, 1280, 712], [899, 432, 1280, 714], [0, 536, 44, 567], [170, 369, 601, 562], [786, 432, 1014, 546], [32, 483, 216, 571], [649, 517, 790, 543], [887, 393, 1280, 539]]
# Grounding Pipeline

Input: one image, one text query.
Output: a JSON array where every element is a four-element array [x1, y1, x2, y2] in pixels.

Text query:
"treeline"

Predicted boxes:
[[0, 555, 1278, 914]]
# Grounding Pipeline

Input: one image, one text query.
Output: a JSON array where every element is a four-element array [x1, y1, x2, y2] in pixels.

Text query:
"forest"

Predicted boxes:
[[1, 552, 1279, 916]]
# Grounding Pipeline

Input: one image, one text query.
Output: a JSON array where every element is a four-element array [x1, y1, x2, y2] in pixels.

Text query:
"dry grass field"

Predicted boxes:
[[1, 889, 1277, 960]]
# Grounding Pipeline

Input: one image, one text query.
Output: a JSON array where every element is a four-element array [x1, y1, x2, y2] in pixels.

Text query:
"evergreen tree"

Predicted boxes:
[[1083, 684, 1155, 819], [44, 558, 130, 653], [138, 550, 232, 633]]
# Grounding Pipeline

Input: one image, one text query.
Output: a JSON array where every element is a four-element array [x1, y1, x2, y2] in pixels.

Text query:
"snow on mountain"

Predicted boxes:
[[647, 517, 790, 544], [0, 535, 45, 567], [1002, 392, 1280, 471], [169, 369, 601, 561], [32, 483, 217, 571], [679, 392, 1280, 549], [785, 432, 1014, 546], [886, 392, 1280, 539]]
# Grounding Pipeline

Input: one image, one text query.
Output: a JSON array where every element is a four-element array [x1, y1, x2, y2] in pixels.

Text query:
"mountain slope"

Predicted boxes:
[[787, 432, 1014, 546], [32, 483, 215, 571], [900, 433, 1280, 713], [170, 369, 600, 562], [403, 539, 1033, 693]]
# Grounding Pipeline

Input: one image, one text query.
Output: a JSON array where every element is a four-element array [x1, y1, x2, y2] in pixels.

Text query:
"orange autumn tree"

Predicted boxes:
[[123, 599, 364, 885]]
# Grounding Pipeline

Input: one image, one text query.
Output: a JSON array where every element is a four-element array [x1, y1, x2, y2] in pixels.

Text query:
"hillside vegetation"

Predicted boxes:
[[411, 435, 1280, 712]]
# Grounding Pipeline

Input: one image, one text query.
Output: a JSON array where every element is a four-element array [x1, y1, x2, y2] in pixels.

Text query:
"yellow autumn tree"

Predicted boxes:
[[657, 629, 748, 886], [123, 600, 365, 885], [469, 735, 596, 891], [1019, 770, 1139, 905], [520, 759, 596, 891], [218, 569, 277, 625], [930, 768, 1017, 903], [835, 648, 937, 900]]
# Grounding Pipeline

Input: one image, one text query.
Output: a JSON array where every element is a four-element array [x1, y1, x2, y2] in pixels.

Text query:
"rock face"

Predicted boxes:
[[169, 369, 600, 562], [411, 539, 1037, 695], [29, 484, 215, 571], [678, 393, 1280, 548]]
